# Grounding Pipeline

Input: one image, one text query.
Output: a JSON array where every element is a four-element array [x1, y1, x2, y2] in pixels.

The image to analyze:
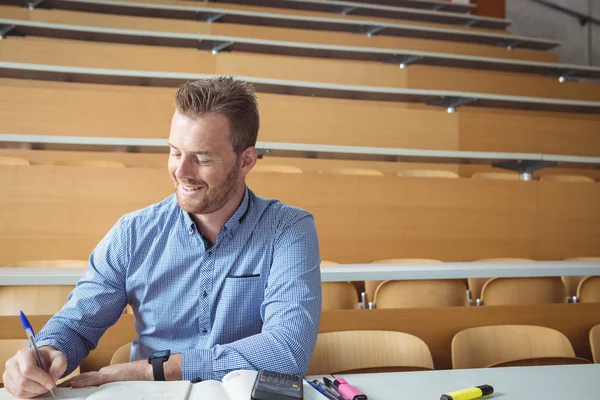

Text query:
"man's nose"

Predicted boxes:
[[175, 157, 193, 180]]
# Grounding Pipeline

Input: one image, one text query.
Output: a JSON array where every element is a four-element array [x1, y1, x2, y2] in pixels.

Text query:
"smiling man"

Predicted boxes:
[[3, 77, 322, 399]]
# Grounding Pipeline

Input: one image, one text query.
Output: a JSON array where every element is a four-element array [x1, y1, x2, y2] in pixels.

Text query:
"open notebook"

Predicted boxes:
[[0, 370, 325, 400]]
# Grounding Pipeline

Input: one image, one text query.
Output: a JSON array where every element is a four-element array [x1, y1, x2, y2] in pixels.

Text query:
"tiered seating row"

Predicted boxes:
[[2, 18, 600, 82], [5, 0, 558, 50]]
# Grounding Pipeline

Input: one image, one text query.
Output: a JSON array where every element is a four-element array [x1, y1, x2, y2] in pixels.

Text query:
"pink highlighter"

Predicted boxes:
[[333, 378, 368, 400]]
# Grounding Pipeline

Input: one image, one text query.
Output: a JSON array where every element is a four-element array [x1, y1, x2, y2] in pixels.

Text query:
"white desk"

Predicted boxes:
[[309, 364, 600, 399], [1, 262, 598, 286]]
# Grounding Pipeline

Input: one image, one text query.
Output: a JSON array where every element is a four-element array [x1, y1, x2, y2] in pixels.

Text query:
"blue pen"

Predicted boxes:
[[307, 380, 338, 400], [19, 311, 56, 398]]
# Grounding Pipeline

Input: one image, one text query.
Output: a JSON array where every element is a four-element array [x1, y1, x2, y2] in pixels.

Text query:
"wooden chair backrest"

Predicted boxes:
[[590, 324, 600, 363], [468, 258, 534, 301], [251, 165, 303, 174], [481, 277, 566, 306], [397, 170, 459, 178], [308, 330, 433, 375], [471, 172, 520, 180], [366, 259, 442, 301], [577, 276, 600, 303], [53, 160, 126, 168], [374, 279, 468, 308], [563, 257, 600, 298], [110, 342, 131, 365], [452, 325, 577, 369], [319, 168, 384, 176], [322, 282, 359, 311]]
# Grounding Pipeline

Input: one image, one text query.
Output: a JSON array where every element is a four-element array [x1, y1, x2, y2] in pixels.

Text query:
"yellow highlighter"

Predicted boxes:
[[440, 385, 494, 400]]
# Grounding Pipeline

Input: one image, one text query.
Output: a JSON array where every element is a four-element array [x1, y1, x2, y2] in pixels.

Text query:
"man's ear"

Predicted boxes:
[[239, 146, 258, 177]]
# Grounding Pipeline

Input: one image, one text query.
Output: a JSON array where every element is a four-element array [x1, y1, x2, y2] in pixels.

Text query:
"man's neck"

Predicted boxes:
[[191, 183, 245, 244]]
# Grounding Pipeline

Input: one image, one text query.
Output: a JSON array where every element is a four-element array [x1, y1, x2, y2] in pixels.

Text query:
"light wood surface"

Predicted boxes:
[[577, 277, 600, 304], [374, 279, 468, 308], [540, 175, 596, 183], [0, 285, 75, 316], [0, 6, 556, 62], [480, 277, 567, 306], [0, 156, 29, 166], [2, 304, 600, 372], [3, 165, 600, 264], [0, 37, 594, 100], [110, 342, 131, 365], [322, 282, 359, 310], [14, 260, 88, 268], [451, 325, 580, 369], [591, 324, 600, 363], [307, 330, 434, 375]]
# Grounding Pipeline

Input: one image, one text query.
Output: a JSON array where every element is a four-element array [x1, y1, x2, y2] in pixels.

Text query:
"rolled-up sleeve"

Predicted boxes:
[[181, 212, 322, 381], [35, 218, 130, 375]]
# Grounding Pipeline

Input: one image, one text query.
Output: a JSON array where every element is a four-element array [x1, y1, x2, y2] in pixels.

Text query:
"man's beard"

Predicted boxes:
[[175, 159, 240, 215]]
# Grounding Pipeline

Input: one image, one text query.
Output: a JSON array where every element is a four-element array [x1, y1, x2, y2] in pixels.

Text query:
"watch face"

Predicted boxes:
[[152, 350, 171, 360]]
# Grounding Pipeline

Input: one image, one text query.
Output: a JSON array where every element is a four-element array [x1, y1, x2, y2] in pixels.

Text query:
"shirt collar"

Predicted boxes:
[[180, 186, 251, 236]]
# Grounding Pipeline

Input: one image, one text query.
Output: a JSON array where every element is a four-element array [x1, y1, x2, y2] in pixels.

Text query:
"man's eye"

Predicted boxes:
[[170, 152, 181, 158]]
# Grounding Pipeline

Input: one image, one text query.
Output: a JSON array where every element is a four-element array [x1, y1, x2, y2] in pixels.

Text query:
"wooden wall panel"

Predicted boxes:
[[458, 109, 600, 157], [3, 304, 599, 372], [0, 5, 558, 62], [536, 182, 600, 260], [0, 37, 581, 99], [406, 65, 600, 101], [0, 81, 459, 150], [0, 166, 565, 264]]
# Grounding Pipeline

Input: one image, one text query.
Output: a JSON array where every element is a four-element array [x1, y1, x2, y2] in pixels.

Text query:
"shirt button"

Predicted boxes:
[[208, 251, 212, 255], [203, 291, 208, 298], [202, 328, 208, 333]]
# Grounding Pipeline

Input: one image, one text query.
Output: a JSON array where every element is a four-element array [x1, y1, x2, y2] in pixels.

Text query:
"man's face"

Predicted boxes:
[[168, 111, 241, 215]]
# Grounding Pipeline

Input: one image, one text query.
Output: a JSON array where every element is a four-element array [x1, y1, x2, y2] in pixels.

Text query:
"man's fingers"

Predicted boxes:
[[46, 350, 67, 382], [15, 349, 56, 391], [4, 362, 48, 399], [68, 372, 109, 388]]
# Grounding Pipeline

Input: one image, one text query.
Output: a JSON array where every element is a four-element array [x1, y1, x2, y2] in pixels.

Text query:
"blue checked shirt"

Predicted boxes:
[[35, 186, 322, 382]]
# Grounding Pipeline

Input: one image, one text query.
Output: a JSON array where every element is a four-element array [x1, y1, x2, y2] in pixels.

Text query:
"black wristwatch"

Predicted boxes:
[[148, 350, 171, 381]]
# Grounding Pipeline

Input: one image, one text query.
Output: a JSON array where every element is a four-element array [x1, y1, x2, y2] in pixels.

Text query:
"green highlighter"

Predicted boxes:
[[441, 384, 494, 400]]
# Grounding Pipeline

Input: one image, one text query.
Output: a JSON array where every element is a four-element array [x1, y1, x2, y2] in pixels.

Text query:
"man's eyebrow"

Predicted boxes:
[[167, 143, 212, 155]]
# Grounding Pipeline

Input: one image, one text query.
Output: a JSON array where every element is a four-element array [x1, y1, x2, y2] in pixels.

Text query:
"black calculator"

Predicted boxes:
[[251, 369, 304, 400]]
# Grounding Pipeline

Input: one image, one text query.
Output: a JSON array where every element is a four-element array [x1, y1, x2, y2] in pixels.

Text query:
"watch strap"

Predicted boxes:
[[150, 356, 167, 381]]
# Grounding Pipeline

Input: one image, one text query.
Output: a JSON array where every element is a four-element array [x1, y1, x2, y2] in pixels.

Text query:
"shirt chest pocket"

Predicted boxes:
[[216, 276, 265, 336]]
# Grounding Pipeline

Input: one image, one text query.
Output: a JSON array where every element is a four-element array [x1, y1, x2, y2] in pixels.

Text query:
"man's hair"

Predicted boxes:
[[175, 77, 259, 154]]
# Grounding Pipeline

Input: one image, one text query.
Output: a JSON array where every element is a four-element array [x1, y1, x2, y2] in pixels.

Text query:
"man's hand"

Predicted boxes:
[[60, 353, 182, 388], [3, 345, 66, 399], [60, 360, 153, 388]]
